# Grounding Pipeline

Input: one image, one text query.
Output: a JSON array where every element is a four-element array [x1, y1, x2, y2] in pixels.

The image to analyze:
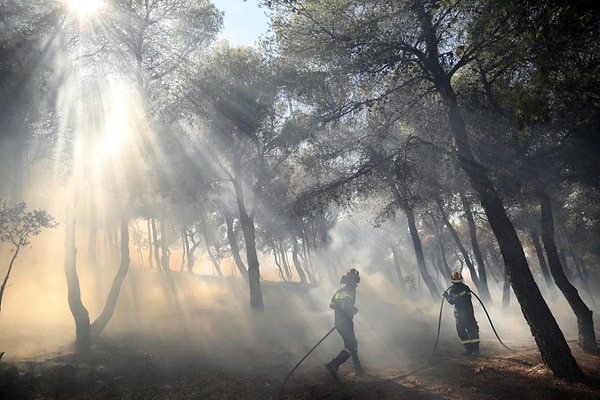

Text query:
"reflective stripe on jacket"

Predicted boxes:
[[330, 286, 356, 326]]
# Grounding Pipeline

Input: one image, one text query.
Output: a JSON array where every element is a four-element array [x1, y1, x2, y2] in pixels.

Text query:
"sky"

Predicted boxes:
[[211, 0, 271, 46]]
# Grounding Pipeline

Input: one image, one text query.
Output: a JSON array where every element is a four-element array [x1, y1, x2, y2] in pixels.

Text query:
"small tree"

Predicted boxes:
[[0, 200, 57, 311]]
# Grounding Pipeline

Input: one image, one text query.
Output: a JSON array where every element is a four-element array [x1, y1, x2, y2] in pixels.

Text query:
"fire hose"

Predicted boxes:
[[279, 289, 516, 399], [338, 289, 517, 399], [278, 326, 336, 399]]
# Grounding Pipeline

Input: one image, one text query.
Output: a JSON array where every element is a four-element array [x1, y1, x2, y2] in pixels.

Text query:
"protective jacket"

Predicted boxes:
[[445, 282, 474, 318], [330, 285, 357, 328]]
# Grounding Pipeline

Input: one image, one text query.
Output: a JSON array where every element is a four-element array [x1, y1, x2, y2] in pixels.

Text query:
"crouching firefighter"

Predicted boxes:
[[443, 271, 480, 356], [326, 268, 364, 381]]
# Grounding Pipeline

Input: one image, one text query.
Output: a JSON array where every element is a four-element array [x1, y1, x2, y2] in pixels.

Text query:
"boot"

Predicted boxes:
[[471, 342, 480, 357], [325, 360, 340, 382], [326, 351, 349, 382], [462, 343, 473, 356], [350, 350, 364, 377]]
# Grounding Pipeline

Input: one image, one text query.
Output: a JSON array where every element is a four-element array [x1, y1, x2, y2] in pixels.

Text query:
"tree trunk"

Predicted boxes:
[[558, 249, 573, 280], [300, 228, 316, 283], [188, 239, 200, 273], [389, 242, 408, 292], [292, 239, 307, 284], [436, 198, 482, 291], [147, 218, 153, 269], [530, 230, 554, 289], [0, 244, 21, 312], [232, 151, 264, 310], [180, 227, 189, 272], [91, 216, 130, 337], [570, 253, 597, 309], [458, 189, 492, 305], [535, 184, 598, 354], [502, 269, 511, 309], [201, 220, 223, 276], [224, 210, 248, 281], [238, 205, 264, 311], [382, 160, 440, 299], [405, 207, 440, 300], [278, 241, 293, 280], [159, 218, 170, 272], [151, 218, 161, 271], [434, 222, 452, 279], [64, 205, 91, 353]]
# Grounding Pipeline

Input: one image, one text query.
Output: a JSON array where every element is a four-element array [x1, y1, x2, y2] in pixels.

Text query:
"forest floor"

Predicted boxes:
[[1, 274, 599, 399], [1, 333, 599, 400]]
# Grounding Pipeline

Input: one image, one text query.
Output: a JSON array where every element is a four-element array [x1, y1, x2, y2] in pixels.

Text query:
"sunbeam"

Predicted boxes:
[[66, 0, 104, 19]]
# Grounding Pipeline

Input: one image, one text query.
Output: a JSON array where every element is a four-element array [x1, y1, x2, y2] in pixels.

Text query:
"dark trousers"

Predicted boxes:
[[330, 322, 362, 372], [456, 313, 479, 353]]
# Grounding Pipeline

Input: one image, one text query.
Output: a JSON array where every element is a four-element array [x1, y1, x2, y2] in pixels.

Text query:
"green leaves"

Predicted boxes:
[[0, 201, 57, 248]]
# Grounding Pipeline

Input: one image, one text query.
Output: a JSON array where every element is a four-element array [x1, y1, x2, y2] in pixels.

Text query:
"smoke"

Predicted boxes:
[[0, 206, 596, 379]]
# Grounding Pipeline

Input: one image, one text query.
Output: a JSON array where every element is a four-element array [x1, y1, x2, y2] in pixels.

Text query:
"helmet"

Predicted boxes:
[[451, 271, 463, 283], [341, 268, 360, 285]]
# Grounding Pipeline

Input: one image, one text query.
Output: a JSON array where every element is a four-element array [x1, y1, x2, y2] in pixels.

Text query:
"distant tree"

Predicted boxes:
[[185, 42, 314, 309], [0, 201, 57, 311]]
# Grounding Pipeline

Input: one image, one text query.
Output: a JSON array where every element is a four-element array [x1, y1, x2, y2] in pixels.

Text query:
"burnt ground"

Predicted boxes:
[[0, 334, 598, 400]]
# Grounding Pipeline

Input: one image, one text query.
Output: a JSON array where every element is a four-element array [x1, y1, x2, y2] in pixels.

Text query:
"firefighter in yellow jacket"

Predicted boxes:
[[443, 271, 480, 356], [326, 268, 364, 381]]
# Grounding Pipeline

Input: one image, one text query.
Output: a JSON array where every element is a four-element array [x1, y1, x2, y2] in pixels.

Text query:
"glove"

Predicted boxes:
[[442, 291, 449, 299]]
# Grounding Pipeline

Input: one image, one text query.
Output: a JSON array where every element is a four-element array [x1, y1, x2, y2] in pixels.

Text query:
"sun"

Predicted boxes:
[[67, 0, 105, 19]]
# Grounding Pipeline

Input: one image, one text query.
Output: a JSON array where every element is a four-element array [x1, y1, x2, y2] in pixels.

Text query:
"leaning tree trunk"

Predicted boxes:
[[91, 216, 131, 338], [64, 205, 91, 353], [458, 189, 492, 305], [436, 198, 490, 302], [0, 243, 21, 312], [445, 97, 583, 380], [535, 184, 598, 354], [569, 253, 597, 309], [502, 270, 511, 309], [405, 207, 441, 300], [530, 230, 554, 289]]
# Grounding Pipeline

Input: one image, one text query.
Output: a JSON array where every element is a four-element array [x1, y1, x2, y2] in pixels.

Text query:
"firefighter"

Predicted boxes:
[[326, 268, 364, 381], [443, 271, 480, 356]]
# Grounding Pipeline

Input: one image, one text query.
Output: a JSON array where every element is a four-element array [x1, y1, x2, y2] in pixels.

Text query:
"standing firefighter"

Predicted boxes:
[[326, 268, 364, 381], [443, 271, 480, 356]]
